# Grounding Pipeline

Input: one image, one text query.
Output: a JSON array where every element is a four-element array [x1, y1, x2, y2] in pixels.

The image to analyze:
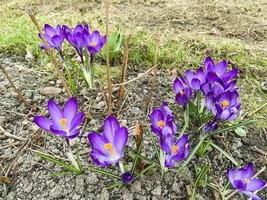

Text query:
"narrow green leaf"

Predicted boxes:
[[211, 143, 239, 166], [87, 165, 121, 180], [146, 124, 161, 164], [36, 151, 79, 174], [106, 182, 122, 190], [195, 164, 209, 187], [129, 152, 160, 167], [131, 143, 143, 175]]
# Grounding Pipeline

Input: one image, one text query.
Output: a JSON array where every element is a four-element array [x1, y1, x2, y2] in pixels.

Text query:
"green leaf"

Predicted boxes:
[[129, 152, 160, 167], [234, 127, 247, 137], [146, 124, 161, 166], [87, 165, 121, 180], [101, 30, 122, 61], [211, 143, 239, 166], [36, 151, 80, 174], [195, 164, 209, 187], [131, 143, 143, 175]]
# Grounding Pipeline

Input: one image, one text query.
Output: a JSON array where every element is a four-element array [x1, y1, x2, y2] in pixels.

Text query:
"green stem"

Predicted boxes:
[[65, 138, 81, 173], [118, 161, 125, 174]]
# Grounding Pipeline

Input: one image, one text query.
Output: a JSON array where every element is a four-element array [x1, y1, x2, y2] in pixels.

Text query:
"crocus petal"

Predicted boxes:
[[215, 60, 227, 76], [48, 99, 63, 127], [63, 97, 78, 123], [51, 35, 62, 48], [211, 82, 224, 96], [44, 24, 56, 37], [242, 191, 263, 200], [191, 78, 201, 90], [246, 179, 266, 191], [90, 31, 101, 42], [176, 134, 189, 147], [219, 109, 231, 120], [50, 125, 67, 136], [204, 56, 215, 72], [88, 132, 109, 156], [235, 163, 254, 179], [103, 115, 120, 144], [67, 129, 80, 139], [70, 112, 85, 131], [114, 127, 128, 153], [34, 116, 52, 132], [227, 168, 235, 185], [173, 78, 184, 93], [234, 180, 247, 190], [74, 24, 83, 33], [185, 69, 194, 82], [205, 94, 216, 115], [222, 68, 238, 82], [196, 67, 205, 82], [207, 71, 219, 83]]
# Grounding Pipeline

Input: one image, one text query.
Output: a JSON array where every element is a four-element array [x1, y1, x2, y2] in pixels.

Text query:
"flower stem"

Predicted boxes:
[[65, 138, 81, 172], [119, 161, 125, 174]]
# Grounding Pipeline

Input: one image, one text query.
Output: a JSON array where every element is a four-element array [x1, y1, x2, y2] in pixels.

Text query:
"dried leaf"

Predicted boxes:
[[0, 176, 12, 184]]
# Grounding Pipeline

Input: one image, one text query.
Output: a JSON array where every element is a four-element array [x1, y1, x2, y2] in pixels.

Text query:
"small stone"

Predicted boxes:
[[100, 188, 109, 200], [122, 189, 133, 200], [95, 101, 106, 109], [151, 185, 161, 196], [131, 181, 141, 193], [40, 86, 62, 96], [131, 107, 140, 115], [72, 194, 81, 200], [49, 185, 63, 199], [24, 181, 33, 193], [75, 176, 84, 194]]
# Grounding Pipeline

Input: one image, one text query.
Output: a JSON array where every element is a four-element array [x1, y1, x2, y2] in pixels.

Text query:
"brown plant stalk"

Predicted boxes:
[[0, 64, 31, 108], [145, 41, 159, 110], [118, 34, 130, 104], [29, 14, 72, 98], [105, 0, 112, 115]]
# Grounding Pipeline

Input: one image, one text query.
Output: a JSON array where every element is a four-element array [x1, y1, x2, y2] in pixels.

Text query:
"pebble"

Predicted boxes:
[[131, 181, 142, 193], [40, 86, 62, 96], [151, 185, 161, 196], [100, 188, 109, 200], [75, 176, 85, 194]]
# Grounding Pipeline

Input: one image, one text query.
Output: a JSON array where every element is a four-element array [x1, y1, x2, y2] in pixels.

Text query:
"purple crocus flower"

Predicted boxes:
[[88, 115, 128, 167], [160, 134, 190, 168], [173, 78, 192, 106], [227, 163, 266, 200], [185, 67, 206, 91], [63, 24, 89, 62], [34, 97, 85, 139], [39, 24, 65, 56], [206, 90, 240, 121], [121, 172, 134, 184], [84, 30, 106, 55], [149, 102, 177, 138]]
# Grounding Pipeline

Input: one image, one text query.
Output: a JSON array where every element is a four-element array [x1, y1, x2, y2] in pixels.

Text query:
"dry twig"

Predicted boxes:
[[0, 64, 31, 108], [118, 34, 130, 104], [105, 0, 112, 114], [29, 14, 72, 98]]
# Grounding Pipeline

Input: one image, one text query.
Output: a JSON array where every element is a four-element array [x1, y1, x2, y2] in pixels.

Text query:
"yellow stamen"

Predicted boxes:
[[171, 145, 179, 155], [180, 90, 184, 96], [60, 118, 67, 131], [221, 100, 229, 109], [244, 178, 251, 184], [157, 120, 165, 129], [104, 143, 114, 155], [91, 42, 97, 47]]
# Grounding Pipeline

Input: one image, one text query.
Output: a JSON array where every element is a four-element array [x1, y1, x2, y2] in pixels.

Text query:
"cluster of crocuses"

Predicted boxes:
[[33, 56, 266, 199], [173, 56, 240, 132], [39, 24, 106, 88], [149, 102, 190, 168]]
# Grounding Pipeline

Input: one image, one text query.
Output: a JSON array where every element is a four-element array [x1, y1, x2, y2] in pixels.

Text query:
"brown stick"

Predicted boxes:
[[145, 41, 159, 110], [0, 64, 31, 108], [105, 0, 112, 115], [118, 34, 130, 104], [29, 14, 72, 98]]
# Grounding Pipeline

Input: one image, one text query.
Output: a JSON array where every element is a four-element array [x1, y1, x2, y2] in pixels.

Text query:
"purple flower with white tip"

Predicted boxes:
[[34, 97, 85, 139], [84, 30, 106, 55], [160, 134, 190, 168], [149, 102, 177, 138], [173, 78, 192, 106], [39, 24, 65, 56], [88, 115, 128, 167], [227, 163, 266, 200], [185, 67, 206, 91]]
